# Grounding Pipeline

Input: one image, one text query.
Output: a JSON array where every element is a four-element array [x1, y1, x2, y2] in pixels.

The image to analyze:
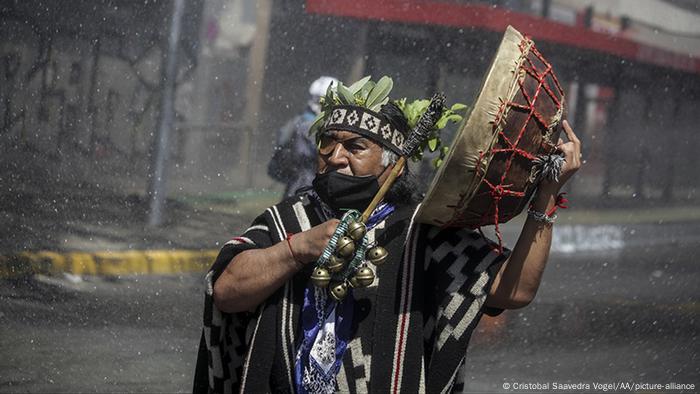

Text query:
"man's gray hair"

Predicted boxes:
[[381, 148, 399, 167]]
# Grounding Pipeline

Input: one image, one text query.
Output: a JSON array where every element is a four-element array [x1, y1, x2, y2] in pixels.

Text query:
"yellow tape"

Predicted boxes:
[[0, 250, 218, 278]]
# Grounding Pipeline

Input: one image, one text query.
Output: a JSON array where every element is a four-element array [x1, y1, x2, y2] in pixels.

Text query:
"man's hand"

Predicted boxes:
[[289, 219, 340, 264], [539, 120, 582, 194], [214, 218, 341, 313]]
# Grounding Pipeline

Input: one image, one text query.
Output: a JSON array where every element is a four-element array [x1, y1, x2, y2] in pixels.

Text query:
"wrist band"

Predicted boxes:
[[528, 192, 569, 225], [286, 233, 304, 268], [527, 207, 557, 224]]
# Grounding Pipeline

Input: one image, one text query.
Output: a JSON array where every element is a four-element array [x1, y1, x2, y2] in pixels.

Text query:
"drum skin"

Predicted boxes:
[[418, 26, 565, 228]]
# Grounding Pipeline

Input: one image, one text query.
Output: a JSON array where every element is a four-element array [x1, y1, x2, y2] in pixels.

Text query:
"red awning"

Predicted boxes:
[[306, 0, 700, 75]]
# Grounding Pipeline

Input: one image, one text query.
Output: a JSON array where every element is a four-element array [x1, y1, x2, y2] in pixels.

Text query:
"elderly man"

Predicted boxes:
[[193, 76, 581, 393]]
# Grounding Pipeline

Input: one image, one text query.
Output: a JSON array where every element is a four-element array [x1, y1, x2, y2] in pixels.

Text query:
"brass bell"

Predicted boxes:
[[329, 281, 348, 301], [335, 236, 356, 258], [366, 246, 388, 266], [310, 267, 331, 288], [326, 254, 345, 273], [346, 220, 367, 242], [348, 275, 362, 289], [349, 266, 375, 288]]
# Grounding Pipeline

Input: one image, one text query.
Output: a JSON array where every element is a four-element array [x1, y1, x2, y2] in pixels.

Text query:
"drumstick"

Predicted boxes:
[[361, 156, 406, 223]]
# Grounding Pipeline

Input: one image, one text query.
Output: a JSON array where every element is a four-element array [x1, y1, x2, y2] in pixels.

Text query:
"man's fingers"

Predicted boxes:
[[559, 142, 581, 169], [562, 120, 580, 144], [559, 142, 575, 156], [562, 120, 582, 165]]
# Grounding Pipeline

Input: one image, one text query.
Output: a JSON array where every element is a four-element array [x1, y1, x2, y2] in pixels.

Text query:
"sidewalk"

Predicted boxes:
[[2, 182, 700, 279], [0, 182, 280, 278]]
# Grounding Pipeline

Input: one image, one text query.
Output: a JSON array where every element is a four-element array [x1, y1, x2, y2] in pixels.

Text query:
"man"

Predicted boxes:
[[268, 76, 339, 197], [194, 76, 581, 393]]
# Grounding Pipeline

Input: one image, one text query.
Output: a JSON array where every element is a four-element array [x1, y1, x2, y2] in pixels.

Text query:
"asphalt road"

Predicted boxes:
[[1, 237, 698, 393], [0, 274, 204, 393], [463, 239, 700, 392]]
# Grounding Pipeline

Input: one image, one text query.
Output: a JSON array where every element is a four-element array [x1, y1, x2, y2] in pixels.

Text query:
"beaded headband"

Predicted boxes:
[[322, 105, 405, 155], [309, 75, 467, 165]]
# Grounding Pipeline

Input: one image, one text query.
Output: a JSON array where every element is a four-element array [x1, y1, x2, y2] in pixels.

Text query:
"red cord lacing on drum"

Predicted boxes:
[[466, 38, 564, 254]]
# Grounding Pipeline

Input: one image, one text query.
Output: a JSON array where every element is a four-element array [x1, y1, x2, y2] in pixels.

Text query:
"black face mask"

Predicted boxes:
[[312, 170, 380, 212]]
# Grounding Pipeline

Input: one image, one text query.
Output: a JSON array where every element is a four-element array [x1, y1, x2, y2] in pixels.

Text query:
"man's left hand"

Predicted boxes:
[[539, 120, 582, 194]]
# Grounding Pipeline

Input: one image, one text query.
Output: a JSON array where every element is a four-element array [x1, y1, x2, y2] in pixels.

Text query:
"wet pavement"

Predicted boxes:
[[464, 239, 700, 392], [0, 274, 204, 393], [1, 233, 698, 392]]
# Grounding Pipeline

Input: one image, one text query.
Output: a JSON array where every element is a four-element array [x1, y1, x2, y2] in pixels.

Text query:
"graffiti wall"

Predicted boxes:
[[0, 1, 202, 191]]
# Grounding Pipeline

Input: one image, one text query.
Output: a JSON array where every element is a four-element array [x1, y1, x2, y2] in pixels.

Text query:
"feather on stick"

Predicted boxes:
[[402, 93, 446, 157]]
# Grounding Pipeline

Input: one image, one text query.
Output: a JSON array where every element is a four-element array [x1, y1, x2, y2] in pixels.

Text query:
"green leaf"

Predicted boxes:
[[404, 106, 417, 126], [435, 113, 463, 129], [407, 99, 429, 116], [308, 111, 326, 136], [347, 76, 371, 95], [403, 99, 430, 128], [435, 116, 448, 130], [365, 76, 393, 110], [336, 83, 356, 105], [450, 103, 467, 111], [358, 81, 375, 100], [441, 146, 450, 154], [394, 97, 407, 111], [428, 138, 439, 152], [368, 97, 389, 113], [324, 83, 335, 104], [414, 99, 431, 112], [432, 157, 443, 168]]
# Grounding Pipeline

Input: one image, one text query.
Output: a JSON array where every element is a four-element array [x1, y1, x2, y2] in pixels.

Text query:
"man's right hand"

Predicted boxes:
[[214, 218, 340, 313], [288, 219, 340, 264]]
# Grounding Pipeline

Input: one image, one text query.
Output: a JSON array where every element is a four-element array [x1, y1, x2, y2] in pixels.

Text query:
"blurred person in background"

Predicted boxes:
[[268, 76, 339, 198]]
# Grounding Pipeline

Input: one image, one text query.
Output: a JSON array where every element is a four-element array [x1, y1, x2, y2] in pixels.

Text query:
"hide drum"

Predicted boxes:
[[418, 26, 565, 228]]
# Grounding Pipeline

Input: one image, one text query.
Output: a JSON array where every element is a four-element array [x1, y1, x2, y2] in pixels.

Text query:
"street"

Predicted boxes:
[[1, 234, 698, 392], [463, 234, 699, 392], [0, 274, 203, 392]]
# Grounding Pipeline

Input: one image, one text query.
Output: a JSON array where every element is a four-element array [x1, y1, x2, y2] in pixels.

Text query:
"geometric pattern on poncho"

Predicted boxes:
[[194, 194, 509, 394]]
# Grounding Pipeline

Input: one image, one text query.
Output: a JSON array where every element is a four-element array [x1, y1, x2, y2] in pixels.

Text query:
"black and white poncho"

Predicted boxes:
[[193, 192, 508, 393]]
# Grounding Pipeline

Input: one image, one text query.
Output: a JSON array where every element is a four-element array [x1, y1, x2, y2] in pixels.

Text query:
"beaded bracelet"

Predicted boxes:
[[527, 207, 557, 224], [527, 192, 568, 225]]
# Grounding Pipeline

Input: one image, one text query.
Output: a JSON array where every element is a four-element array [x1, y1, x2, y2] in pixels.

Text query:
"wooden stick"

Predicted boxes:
[[361, 156, 406, 223]]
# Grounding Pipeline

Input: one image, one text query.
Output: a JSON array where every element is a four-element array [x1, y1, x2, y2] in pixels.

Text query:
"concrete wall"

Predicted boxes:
[[0, 0, 204, 194]]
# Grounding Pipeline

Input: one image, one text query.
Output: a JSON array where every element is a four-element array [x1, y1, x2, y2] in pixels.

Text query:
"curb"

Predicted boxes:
[[4, 218, 699, 279], [0, 250, 218, 279]]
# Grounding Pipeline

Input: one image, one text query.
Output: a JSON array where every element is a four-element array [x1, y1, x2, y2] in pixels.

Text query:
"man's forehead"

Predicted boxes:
[[324, 129, 368, 141]]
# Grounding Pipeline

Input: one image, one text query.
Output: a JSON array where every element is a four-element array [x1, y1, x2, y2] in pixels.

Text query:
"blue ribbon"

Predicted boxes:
[[294, 288, 353, 393], [294, 203, 395, 393]]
